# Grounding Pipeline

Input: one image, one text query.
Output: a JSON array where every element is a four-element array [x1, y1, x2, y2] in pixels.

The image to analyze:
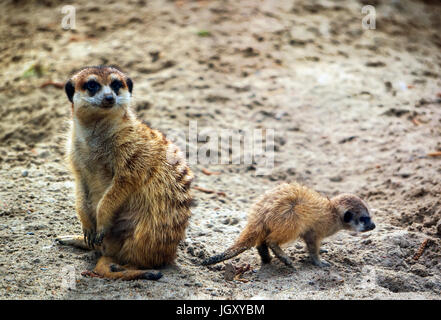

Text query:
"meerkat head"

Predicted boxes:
[[65, 65, 133, 121], [331, 194, 376, 233]]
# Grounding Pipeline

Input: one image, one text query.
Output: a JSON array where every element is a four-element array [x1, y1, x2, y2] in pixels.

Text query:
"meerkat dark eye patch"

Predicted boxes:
[[83, 80, 101, 95], [126, 78, 133, 94], [344, 211, 353, 223], [360, 216, 370, 224], [65, 80, 75, 103], [110, 80, 123, 94]]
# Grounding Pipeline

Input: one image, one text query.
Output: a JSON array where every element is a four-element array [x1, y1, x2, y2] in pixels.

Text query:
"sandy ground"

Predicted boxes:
[[0, 0, 440, 300]]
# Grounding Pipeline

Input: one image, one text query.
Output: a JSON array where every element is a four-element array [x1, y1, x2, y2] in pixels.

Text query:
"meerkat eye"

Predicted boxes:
[[110, 80, 123, 94], [84, 80, 101, 94], [343, 211, 353, 223], [360, 216, 370, 224]]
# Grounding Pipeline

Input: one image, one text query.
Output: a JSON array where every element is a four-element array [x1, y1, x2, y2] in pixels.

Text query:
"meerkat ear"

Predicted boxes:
[[343, 211, 353, 223], [126, 78, 133, 94], [65, 80, 75, 103]]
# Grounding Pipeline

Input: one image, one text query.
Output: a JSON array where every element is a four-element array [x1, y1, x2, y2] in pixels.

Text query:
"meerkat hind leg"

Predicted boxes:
[[93, 256, 163, 281], [256, 243, 272, 264], [267, 242, 294, 268], [56, 235, 96, 250]]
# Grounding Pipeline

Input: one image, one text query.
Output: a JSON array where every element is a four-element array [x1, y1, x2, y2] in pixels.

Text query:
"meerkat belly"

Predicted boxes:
[[86, 171, 112, 209], [72, 139, 114, 208], [79, 159, 113, 210]]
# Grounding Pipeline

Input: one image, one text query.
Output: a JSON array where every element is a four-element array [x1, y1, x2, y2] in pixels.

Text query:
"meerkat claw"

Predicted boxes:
[[94, 231, 106, 246], [83, 230, 96, 249]]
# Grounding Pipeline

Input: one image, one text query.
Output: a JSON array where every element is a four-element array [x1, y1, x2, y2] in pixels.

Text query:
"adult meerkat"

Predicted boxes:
[[56, 65, 193, 280], [202, 182, 375, 268]]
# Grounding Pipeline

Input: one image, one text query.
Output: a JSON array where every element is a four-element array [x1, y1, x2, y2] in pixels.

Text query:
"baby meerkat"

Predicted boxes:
[[56, 66, 193, 280], [202, 182, 375, 268]]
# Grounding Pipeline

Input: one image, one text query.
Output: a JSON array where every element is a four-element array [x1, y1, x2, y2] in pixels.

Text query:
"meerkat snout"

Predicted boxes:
[[103, 94, 115, 106], [332, 194, 376, 233], [98, 86, 116, 108], [360, 216, 376, 231]]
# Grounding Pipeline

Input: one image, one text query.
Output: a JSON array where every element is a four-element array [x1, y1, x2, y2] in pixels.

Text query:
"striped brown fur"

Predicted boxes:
[[57, 66, 193, 280], [202, 182, 375, 268]]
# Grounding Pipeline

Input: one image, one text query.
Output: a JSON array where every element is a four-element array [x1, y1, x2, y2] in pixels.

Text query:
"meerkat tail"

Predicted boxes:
[[201, 243, 250, 266], [201, 226, 261, 266], [93, 256, 163, 281]]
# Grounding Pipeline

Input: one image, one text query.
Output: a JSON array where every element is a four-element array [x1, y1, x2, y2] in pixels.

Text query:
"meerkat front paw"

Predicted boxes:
[[95, 213, 110, 245], [83, 227, 97, 248], [94, 225, 111, 245]]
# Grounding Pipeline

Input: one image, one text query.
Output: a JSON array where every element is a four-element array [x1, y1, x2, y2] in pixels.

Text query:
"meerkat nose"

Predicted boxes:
[[104, 95, 115, 105]]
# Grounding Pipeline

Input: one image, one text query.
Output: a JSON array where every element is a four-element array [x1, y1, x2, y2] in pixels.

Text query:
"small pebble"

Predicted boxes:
[[39, 151, 50, 158], [330, 176, 343, 182], [224, 263, 236, 281], [399, 172, 411, 178]]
